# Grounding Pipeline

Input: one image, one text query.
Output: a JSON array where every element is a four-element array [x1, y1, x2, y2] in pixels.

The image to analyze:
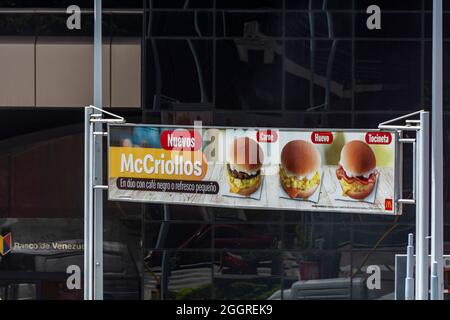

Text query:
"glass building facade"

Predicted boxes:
[[0, 0, 449, 300]]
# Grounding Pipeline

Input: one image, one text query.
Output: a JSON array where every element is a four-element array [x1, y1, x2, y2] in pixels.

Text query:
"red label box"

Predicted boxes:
[[160, 129, 202, 151], [311, 132, 333, 144]]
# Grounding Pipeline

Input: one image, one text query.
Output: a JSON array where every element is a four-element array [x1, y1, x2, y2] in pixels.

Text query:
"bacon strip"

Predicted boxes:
[[336, 165, 377, 185], [227, 164, 260, 180]]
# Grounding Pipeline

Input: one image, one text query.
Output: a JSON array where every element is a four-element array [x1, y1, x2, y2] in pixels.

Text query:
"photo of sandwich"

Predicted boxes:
[[336, 140, 378, 200], [280, 140, 321, 199], [226, 136, 264, 196]]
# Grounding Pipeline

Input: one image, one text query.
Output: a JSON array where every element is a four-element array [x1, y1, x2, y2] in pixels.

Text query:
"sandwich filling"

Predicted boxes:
[[336, 165, 377, 195], [227, 163, 261, 193], [279, 166, 320, 191], [338, 161, 374, 179], [228, 163, 260, 176]]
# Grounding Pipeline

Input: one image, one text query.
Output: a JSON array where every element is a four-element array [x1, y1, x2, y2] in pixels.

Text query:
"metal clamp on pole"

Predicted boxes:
[[93, 185, 109, 190], [93, 132, 108, 136]]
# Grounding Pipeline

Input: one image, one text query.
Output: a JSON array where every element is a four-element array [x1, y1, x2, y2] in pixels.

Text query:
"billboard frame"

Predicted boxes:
[[107, 123, 401, 215], [85, 108, 432, 300]]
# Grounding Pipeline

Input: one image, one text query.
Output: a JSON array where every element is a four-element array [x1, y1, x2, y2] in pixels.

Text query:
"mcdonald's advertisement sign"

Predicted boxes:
[[108, 124, 400, 215]]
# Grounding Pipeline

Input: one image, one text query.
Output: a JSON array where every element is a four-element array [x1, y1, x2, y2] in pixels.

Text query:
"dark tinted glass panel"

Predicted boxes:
[[144, 250, 213, 299], [285, 210, 352, 224], [146, 204, 214, 222], [283, 224, 351, 251], [355, 0, 422, 10], [352, 223, 414, 250], [148, 39, 213, 103], [4, 135, 83, 218], [213, 276, 281, 299], [0, 14, 35, 36], [285, 40, 352, 112], [0, 0, 141, 8], [285, 40, 311, 110], [145, 223, 212, 249], [214, 250, 282, 277], [215, 40, 282, 110], [356, 13, 422, 38], [213, 207, 281, 223], [286, 0, 352, 10], [314, 13, 352, 38], [216, 0, 281, 10], [354, 41, 421, 111], [286, 12, 310, 37], [213, 224, 280, 251], [283, 249, 347, 283], [112, 13, 143, 37], [151, 11, 213, 37], [151, 0, 213, 9], [216, 12, 282, 37]]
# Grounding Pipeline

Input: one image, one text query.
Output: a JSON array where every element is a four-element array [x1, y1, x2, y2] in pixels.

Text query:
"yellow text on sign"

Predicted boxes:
[[109, 147, 207, 181]]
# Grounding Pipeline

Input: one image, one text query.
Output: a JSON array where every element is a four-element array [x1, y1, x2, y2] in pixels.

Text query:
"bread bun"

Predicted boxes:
[[281, 140, 321, 176], [229, 137, 264, 172], [340, 140, 376, 176]]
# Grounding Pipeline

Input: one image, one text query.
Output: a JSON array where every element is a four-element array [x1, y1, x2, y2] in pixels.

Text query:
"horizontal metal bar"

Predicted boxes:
[[406, 120, 421, 124], [378, 110, 424, 127], [93, 185, 108, 190], [90, 119, 125, 123], [93, 132, 108, 136], [87, 105, 125, 121], [399, 138, 416, 143], [379, 125, 420, 131], [398, 199, 416, 204]]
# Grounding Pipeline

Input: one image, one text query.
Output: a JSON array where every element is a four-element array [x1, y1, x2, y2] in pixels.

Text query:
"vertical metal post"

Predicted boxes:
[[431, 0, 444, 301], [431, 261, 439, 300], [84, 107, 92, 300], [93, 0, 104, 300], [405, 233, 415, 300], [88, 111, 95, 300], [415, 111, 430, 300]]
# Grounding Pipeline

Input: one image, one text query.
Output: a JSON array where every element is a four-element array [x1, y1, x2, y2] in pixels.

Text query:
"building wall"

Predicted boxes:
[[0, 0, 450, 300], [0, 37, 141, 108]]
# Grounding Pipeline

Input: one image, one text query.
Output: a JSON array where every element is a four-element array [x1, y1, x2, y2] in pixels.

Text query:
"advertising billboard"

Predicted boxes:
[[108, 124, 399, 215]]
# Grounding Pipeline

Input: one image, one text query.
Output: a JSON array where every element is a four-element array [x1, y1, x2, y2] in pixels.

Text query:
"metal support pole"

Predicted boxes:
[[405, 233, 415, 300], [84, 107, 93, 300], [431, 0, 444, 301], [415, 111, 430, 300], [431, 261, 439, 300], [93, 0, 103, 300], [84, 106, 124, 300]]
